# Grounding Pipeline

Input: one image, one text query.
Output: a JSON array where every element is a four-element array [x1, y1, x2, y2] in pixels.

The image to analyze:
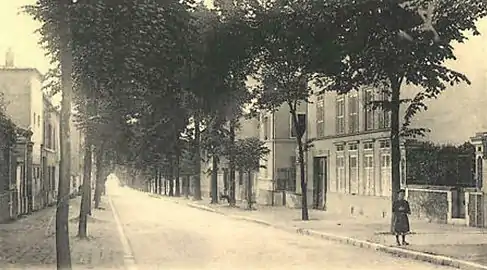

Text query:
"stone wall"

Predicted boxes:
[[407, 187, 450, 223]]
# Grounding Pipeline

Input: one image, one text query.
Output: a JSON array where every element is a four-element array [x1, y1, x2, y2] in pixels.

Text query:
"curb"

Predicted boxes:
[[108, 195, 138, 270], [185, 201, 487, 270]]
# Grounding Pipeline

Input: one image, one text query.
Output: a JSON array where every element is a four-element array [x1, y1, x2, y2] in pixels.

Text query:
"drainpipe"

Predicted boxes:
[[271, 112, 276, 206]]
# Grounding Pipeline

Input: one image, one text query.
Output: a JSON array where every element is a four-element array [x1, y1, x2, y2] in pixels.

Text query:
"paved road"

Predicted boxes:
[[107, 176, 451, 270]]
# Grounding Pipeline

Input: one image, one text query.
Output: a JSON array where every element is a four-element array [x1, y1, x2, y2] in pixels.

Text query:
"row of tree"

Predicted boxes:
[[143, 136, 269, 210], [25, 0, 486, 269]]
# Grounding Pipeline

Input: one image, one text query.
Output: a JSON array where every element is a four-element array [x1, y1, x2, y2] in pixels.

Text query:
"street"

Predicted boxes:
[[107, 176, 451, 270]]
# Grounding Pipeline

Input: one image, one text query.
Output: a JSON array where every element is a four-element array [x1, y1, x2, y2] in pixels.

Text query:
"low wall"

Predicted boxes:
[[326, 192, 391, 219], [257, 189, 272, 205], [283, 191, 313, 209], [406, 187, 450, 223], [0, 191, 10, 223]]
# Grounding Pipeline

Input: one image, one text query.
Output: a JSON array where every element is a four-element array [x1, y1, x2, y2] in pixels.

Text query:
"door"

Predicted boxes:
[[16, 164, 23, 214], [313, 157, 327, 210]]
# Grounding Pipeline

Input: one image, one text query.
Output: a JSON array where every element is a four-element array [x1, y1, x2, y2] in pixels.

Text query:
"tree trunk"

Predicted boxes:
[[87, 154, 92, 216], [158, 169, 162, 194], [229, 120, 236, 206], [94, 143, 104, 209], [193, 118, 202, 200], [184, 175, 190, 198], [169, 159, 174, 197], [290, 108, 309, 221], [175, 151, 181, 197], [152, 168, 159, 194], [390, 78, 402, 231], [56, 4, 73, 266], [211, 155, 219, 204], [247, 170, 252, 210], [163, 172, 167, 195], [297, 136, 309, 220], [78, 133, 92, 239]]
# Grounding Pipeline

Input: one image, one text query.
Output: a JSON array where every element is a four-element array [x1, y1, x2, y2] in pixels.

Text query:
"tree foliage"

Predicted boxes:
[[234, 137, 270, 173], [329, 0, 487, 133]]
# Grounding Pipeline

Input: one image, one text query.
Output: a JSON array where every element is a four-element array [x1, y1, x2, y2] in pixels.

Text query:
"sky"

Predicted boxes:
[[0, 0, 486, 112], [0, 0, 50, 74]]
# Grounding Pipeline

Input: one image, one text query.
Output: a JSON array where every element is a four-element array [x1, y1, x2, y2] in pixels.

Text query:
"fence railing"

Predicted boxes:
[[275, 167, 296, 192]]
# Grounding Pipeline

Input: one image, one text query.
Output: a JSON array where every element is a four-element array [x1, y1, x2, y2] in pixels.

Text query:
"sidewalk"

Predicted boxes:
[[150, 193, 487, 270], [0, 196, 125, 269]]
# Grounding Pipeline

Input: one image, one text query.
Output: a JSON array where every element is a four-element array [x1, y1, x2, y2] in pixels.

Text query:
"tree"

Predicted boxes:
[[328, 0, 487, 229], [234, 137, 270, 209], [57, 0, 74, 267], [253, 0, 342, 220], [184, 1, 264, 204], [26, 0, 198, 239], [77, 120, 92, 239]]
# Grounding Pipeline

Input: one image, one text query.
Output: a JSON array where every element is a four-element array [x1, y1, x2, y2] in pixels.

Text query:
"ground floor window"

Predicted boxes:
[[349, 155, 358, 194], [336, 156, 345, 193], [363, 154, 374, 195], [380, 152, 391, 197]]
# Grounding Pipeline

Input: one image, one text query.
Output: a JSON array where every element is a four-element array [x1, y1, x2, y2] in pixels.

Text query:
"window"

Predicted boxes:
[[336, 96, 345, 134], [380, 140, 390, 149], [38, 115, 41, 127], [381, 154, 391, 167], [349, 155, 359, 194], [377, 91, 391, 129], [263, 116, 269, 140], [290, 113, 306, 138], [336, 156, 345, 193], [364, 155, 375, 195], [33, 113, 36, 125], [364, 88, 374, 131], [363, 142, 374, 150], [316, 95, 325, 137], [348, 92, 359, 133], [336, 144, 344, 152], [50, 167, 56, 190], [52, 128, 56, 150], [380, 153, 391, 197], [47, 124, 52, 149], [349, 143, 358, 151]]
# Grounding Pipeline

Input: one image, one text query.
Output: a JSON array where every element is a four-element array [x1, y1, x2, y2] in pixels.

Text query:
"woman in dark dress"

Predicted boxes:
[[393, 189, 411, 246]]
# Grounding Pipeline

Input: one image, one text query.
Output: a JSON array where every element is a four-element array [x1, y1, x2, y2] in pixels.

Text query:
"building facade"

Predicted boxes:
[[304, 88, 402, 219], [301, 18, 487, 219], [42, 95, 60, 206], [242, 18, 487, 219], [69, 116, 84, 195], [0, 65, 45, 212], [257, 103, 307, 206]]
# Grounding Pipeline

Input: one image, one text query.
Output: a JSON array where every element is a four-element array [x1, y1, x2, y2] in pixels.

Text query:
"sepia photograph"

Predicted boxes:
[[1, 0, 487, 269]]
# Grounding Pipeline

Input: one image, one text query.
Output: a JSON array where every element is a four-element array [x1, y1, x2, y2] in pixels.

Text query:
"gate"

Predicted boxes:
[[468, 192, 484, 227]]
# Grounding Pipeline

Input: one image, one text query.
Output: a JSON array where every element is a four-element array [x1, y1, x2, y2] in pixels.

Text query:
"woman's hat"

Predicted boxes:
[[397, 189, 406, 194]]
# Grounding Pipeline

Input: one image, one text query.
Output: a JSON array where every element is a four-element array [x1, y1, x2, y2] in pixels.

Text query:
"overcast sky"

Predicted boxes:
[[0, 0, 50, 74], [0, 1, 485, 105]]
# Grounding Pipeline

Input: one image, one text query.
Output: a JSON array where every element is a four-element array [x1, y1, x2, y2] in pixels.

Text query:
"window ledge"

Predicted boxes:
[[316, 128, 391, 140]]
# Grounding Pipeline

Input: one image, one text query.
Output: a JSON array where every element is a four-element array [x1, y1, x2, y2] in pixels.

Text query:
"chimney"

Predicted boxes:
[[5, 48, 14, 67]]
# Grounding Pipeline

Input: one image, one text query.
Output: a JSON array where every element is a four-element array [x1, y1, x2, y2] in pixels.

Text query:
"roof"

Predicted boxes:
[[0, 67, 44, 81]]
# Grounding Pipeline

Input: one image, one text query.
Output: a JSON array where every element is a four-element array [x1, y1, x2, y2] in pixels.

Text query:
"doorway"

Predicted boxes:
[[313, 157, 327, 210]]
